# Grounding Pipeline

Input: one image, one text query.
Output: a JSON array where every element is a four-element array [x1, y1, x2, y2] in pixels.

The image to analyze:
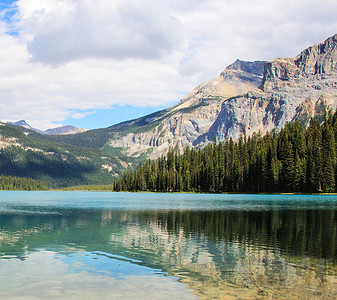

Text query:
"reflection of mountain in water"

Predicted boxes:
[[0, 209, 336, 298]]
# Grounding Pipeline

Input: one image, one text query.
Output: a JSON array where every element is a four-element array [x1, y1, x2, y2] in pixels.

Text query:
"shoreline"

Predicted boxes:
[[1, 189, 337, 196]]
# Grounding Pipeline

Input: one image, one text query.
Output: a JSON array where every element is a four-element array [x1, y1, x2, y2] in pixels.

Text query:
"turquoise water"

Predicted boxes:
[[0, 192, 336, 299]]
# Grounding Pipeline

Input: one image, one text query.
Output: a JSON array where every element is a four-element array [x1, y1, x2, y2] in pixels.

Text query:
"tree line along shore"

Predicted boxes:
[[113, 111, 337, 194], [0, 175, 48, 191]]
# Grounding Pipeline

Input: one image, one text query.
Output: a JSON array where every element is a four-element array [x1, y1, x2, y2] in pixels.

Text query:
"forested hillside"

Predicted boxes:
[[0, 123, 123, 188], [113, 111, 337, 193], [0, 176, 48, 191]]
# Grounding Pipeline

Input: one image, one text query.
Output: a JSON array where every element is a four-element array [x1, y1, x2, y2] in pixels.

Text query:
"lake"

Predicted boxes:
[[0, 192, 336, 299]]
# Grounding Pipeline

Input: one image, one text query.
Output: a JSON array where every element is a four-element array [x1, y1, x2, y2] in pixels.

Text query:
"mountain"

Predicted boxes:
[[102, 59, 266, 159], [104, 34, 337, 159], [12, 34, 337, 174], [197, 34, 337, 143], [7, 120, 43, 133], [44, 125, 87, 135], [8, 120, 87, 135], [0, 122, 123, 188]]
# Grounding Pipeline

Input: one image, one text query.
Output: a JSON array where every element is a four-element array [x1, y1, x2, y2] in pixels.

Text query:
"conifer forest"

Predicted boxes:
[[0, 176, 48, 191], [113, 111, 337, 193]]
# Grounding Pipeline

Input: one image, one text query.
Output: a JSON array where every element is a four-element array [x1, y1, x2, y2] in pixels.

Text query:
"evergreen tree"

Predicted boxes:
[[306, 118, 323, 192], [321, 120, 336, 192]]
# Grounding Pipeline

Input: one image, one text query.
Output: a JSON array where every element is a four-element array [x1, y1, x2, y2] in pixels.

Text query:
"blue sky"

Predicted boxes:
[[0, 0, 337, 130], [0, 0, 15, 19], [0, 0, 16, 29], [65, 105, 166, 129], [0, 2, 18, 38]]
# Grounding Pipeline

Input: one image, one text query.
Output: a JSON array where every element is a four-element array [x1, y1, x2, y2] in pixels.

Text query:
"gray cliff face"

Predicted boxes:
[[107, 60, 265, 159], [295, 34, 337, 76], [223, 59, 265, 82], [198, 34, 337, 144], [107, 34, 337, 160]]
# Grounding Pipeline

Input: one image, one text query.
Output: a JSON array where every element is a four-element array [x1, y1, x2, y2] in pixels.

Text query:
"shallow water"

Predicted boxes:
[[0, 191, 336, 299]]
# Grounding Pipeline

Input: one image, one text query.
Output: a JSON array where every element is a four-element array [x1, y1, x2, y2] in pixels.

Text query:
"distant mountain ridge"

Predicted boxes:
[[7, 120, 87, 135], [44, 125, 87, 135]]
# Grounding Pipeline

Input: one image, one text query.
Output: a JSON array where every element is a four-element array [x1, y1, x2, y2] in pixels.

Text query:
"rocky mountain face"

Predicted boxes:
[[105, 34, 337, 159], [106, 59, 266, 159], [198, 34, 337, 143]]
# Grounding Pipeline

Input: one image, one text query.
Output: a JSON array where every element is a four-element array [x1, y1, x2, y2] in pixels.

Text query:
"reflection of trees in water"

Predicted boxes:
[[0, 209, 336, 298], [148, 209, 337, 262], [0, 209, 336, 261], [138, 209, 337, 298]]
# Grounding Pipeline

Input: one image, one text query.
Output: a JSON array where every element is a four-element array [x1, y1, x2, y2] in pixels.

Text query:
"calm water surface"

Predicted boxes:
[[0, 192, 336, 299]]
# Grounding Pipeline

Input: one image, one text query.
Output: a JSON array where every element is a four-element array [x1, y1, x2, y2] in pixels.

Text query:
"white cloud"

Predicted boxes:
[[18, 0, 184, 64], [0, 0, 336, 129], [71, 110, 97, 119]]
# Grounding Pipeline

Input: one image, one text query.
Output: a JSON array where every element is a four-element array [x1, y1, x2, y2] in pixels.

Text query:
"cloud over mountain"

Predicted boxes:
[[0, 0, 336, 130]]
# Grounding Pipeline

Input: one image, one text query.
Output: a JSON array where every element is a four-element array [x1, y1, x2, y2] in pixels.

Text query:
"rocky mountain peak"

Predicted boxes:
[[200, 33, 337, 143], [223, 59, 265, 77], [294, 33, 337, 76], [261, 34, 337, 92], [8, 120, 31, 128], [107, 59, 267, 159], [179, 59, 266, 108]]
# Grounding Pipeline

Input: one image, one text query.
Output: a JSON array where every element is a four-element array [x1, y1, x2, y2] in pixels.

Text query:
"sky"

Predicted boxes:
[[0, 0, 336, 130]]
